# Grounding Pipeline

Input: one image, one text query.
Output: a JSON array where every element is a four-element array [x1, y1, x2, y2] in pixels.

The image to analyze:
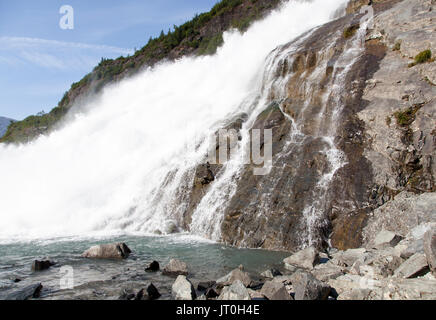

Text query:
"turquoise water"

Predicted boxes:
[[0, 235, 289, 300]]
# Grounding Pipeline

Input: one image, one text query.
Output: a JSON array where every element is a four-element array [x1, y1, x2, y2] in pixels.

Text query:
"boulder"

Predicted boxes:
[[261, 268, 282, 278], [424, 228, 436, 274], [311, 261, 345, 281], [283, 246, 320, 270], [218, 280, 251, 300], [134, 283, 161, 300], [164, 220, 178, 234], [205, 286, 220, 299], [291, 271, 331, 300], [260, 281, 292, 300], [337, 289, 372, 300], [5, 283, 43, 300], [197, 281, 216, 291], [399, 239, 424, 259], [31, 260, 54, 271], [216, 268, 252, 287], [145, 261, 160, 272], [394, 253, 430, 278], [172, 275, 196, 300], [162, 259, 188, 276], [248, 288, 265, 300], [373, 230, 403, 247], [368, 255, 404, 278], [332, 248, 369, 267], [82, 243, 131, 259]]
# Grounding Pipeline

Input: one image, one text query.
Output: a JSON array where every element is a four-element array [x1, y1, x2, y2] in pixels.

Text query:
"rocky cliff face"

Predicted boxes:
[[174, 0, 436, 252]]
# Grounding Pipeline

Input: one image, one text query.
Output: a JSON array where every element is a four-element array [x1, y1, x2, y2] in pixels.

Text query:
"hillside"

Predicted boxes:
[[0, 117, 15, 138], [0, 0, 281, 144]]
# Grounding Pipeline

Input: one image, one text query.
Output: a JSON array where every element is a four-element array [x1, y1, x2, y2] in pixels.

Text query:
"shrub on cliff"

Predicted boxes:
[[409, 49, 433, 67]]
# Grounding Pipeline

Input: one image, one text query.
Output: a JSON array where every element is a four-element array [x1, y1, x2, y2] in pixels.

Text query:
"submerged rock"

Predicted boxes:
[[5, 283, 43, 300], [162, 259, 189, 276], [145, 261, 160, 272], [82, 243, 131, 259], [31, 260, 55, 271], [135, 283, 161, 300], [172, 275, 196, 300]]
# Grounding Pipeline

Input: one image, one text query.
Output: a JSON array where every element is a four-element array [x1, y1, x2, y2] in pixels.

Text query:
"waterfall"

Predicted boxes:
[[0, 0, 349, 244]]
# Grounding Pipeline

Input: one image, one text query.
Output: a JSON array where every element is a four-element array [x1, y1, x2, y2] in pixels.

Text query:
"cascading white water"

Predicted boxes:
[[0, 0, 349, 243]]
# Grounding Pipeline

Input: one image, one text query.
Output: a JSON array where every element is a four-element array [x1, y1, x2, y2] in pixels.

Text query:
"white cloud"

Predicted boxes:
[[0, 37, 133, 70]]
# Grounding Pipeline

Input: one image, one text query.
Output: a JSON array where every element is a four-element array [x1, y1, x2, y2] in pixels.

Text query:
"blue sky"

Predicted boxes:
[[0, 0, 217, 120]]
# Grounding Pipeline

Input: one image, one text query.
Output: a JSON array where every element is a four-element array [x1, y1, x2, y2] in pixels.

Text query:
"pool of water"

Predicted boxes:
[[0, 234, 290, 300]]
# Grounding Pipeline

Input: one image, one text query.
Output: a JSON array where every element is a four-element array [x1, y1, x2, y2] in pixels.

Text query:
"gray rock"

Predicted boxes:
[[283, 246, 320, 270], [337, 289, 372, 300], [145, 260, 160, 272], [172, 275, 196, 300], [218, 280, 251, 300], [82, 243, 131, 259], [260, 281, 292, 300], [197, 281, 216, 291], [394, 253, 430, 278], [31, 260, 54, 271], [291, 271, 331, 300], [399, 239, 424, 260], [373, 230, 403, 247], [5, 283, 42, 300], [162, 259, 188, 276], [312, 261, 345, 281], [333, 248, 369, 267], [369, 255, 404, 278], [261, 268, 282, 279], [216, 268, 252, 287], [423, 228, 436, 274]]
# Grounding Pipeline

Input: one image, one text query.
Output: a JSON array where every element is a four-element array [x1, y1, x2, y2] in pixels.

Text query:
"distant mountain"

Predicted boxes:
[[0, 117, 15, 138]]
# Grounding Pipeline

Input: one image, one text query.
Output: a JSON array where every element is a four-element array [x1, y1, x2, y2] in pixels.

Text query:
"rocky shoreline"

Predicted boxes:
[[4, 224, 435, 300]]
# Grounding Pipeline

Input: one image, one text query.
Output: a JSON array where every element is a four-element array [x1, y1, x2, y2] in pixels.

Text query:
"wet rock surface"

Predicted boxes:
[[82, 243, 131, 259]]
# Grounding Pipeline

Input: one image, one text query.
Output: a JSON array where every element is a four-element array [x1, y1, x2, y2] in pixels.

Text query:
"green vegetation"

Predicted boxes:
[[393, 106, 420, 127], [415, 49, 432, 64], [393, 41, 401, 51], [408, 49, 433, 67], [343, 25, 359, 39]]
